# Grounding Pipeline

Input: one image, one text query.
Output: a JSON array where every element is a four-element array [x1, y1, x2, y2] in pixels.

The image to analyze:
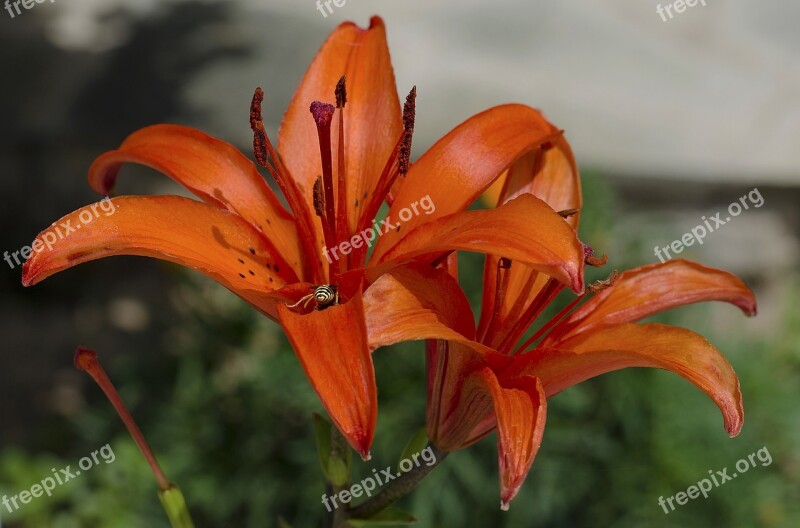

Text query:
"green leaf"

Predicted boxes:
[[313, 412, 351, 486], [397, 427, 429, 473], [347, 508, 418, 526], [277, 516, 294, 528], [158, 485, 196, 528]]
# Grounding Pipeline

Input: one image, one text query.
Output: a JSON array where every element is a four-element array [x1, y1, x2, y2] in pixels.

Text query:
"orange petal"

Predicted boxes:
[[549, 259, 757, 342], [88, 124, 304, 276], [428, 342, 498, 451], [364, 263, 477, 349], [279, 16, 402, 232], [473, 369, 547, 510], [371, 194, 584, 293], [361, 265, 508, 449], [21, 196, 296, 314], [522, 323, 743, 436], [490, 136, 582, 227], [374, 104, 559, 257], [277, 289, 377, 459]]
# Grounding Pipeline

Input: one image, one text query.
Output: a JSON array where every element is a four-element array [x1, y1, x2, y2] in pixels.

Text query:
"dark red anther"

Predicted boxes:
[[399, 87, 417, 175], [335, 76, 347, 108], [250, 88, 269, 167]]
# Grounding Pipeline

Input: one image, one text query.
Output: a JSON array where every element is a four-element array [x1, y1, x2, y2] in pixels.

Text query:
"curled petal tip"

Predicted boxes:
[[20, 254, 38, 287], [572, 274, 585, 295], [567, 264, 585, 294], [20, 270, 33, 288], [726, 408, 744, 438], [353, 433, 373, 462], [500, 500, 510, 511]]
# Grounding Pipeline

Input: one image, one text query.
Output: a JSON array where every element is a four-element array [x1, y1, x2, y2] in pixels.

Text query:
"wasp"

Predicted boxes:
[[287, 284, 339, 310]]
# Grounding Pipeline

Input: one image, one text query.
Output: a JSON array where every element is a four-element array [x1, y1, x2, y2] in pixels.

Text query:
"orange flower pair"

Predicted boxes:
[[23, 16, 755, 509]]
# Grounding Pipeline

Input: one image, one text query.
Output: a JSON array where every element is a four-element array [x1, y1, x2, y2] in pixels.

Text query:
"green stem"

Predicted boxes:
[[326, 425, 351, 528], [159, 485, 196, 528], [343, 445, 448, 523]]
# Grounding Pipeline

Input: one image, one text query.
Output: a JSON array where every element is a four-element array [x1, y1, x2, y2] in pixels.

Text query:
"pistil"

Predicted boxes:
[[74, 347, 171, 492], [310, 101, 341, 276]]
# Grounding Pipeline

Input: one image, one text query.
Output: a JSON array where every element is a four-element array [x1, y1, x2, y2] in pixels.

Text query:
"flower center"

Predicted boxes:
[[308, 81, 417, 283]]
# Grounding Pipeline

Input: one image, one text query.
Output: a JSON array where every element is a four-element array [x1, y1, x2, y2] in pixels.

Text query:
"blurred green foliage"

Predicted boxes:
[[1, 173, 798, 527]]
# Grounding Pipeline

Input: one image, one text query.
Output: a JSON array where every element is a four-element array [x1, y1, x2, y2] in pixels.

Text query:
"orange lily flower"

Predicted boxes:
[[21, 17, 581, 459], [364, 145, 757, 508]]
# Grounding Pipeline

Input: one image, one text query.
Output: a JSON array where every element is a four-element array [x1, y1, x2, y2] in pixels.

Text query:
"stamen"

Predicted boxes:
[[313, 176, 325, 217], [515, 293, 586, 353], [335, 76, 347, 109], [481, 257, 512, 345], [250, 87, 323, 283], [398, 86, 416, 175], [313, 175, 335, 262], [557, 208, 580, 219], [483, 269, 538, 343], [588, 270, 619, 293], [249, 89, 269, 167], [74, 347, 171, 491], [355, 86, 417, 245], [357, 136, 402, 236], [584, 244, 608, 267], [496, 278, 564, 354], [537, 270, 620, 345], [335, 77, 349, 260]]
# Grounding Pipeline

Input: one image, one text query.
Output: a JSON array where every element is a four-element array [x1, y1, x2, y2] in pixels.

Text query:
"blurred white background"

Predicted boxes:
[[46, 0, 800, 184]]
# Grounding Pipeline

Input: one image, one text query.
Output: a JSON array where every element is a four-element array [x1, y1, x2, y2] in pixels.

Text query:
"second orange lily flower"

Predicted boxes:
[[364, 145, 757, 508]]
